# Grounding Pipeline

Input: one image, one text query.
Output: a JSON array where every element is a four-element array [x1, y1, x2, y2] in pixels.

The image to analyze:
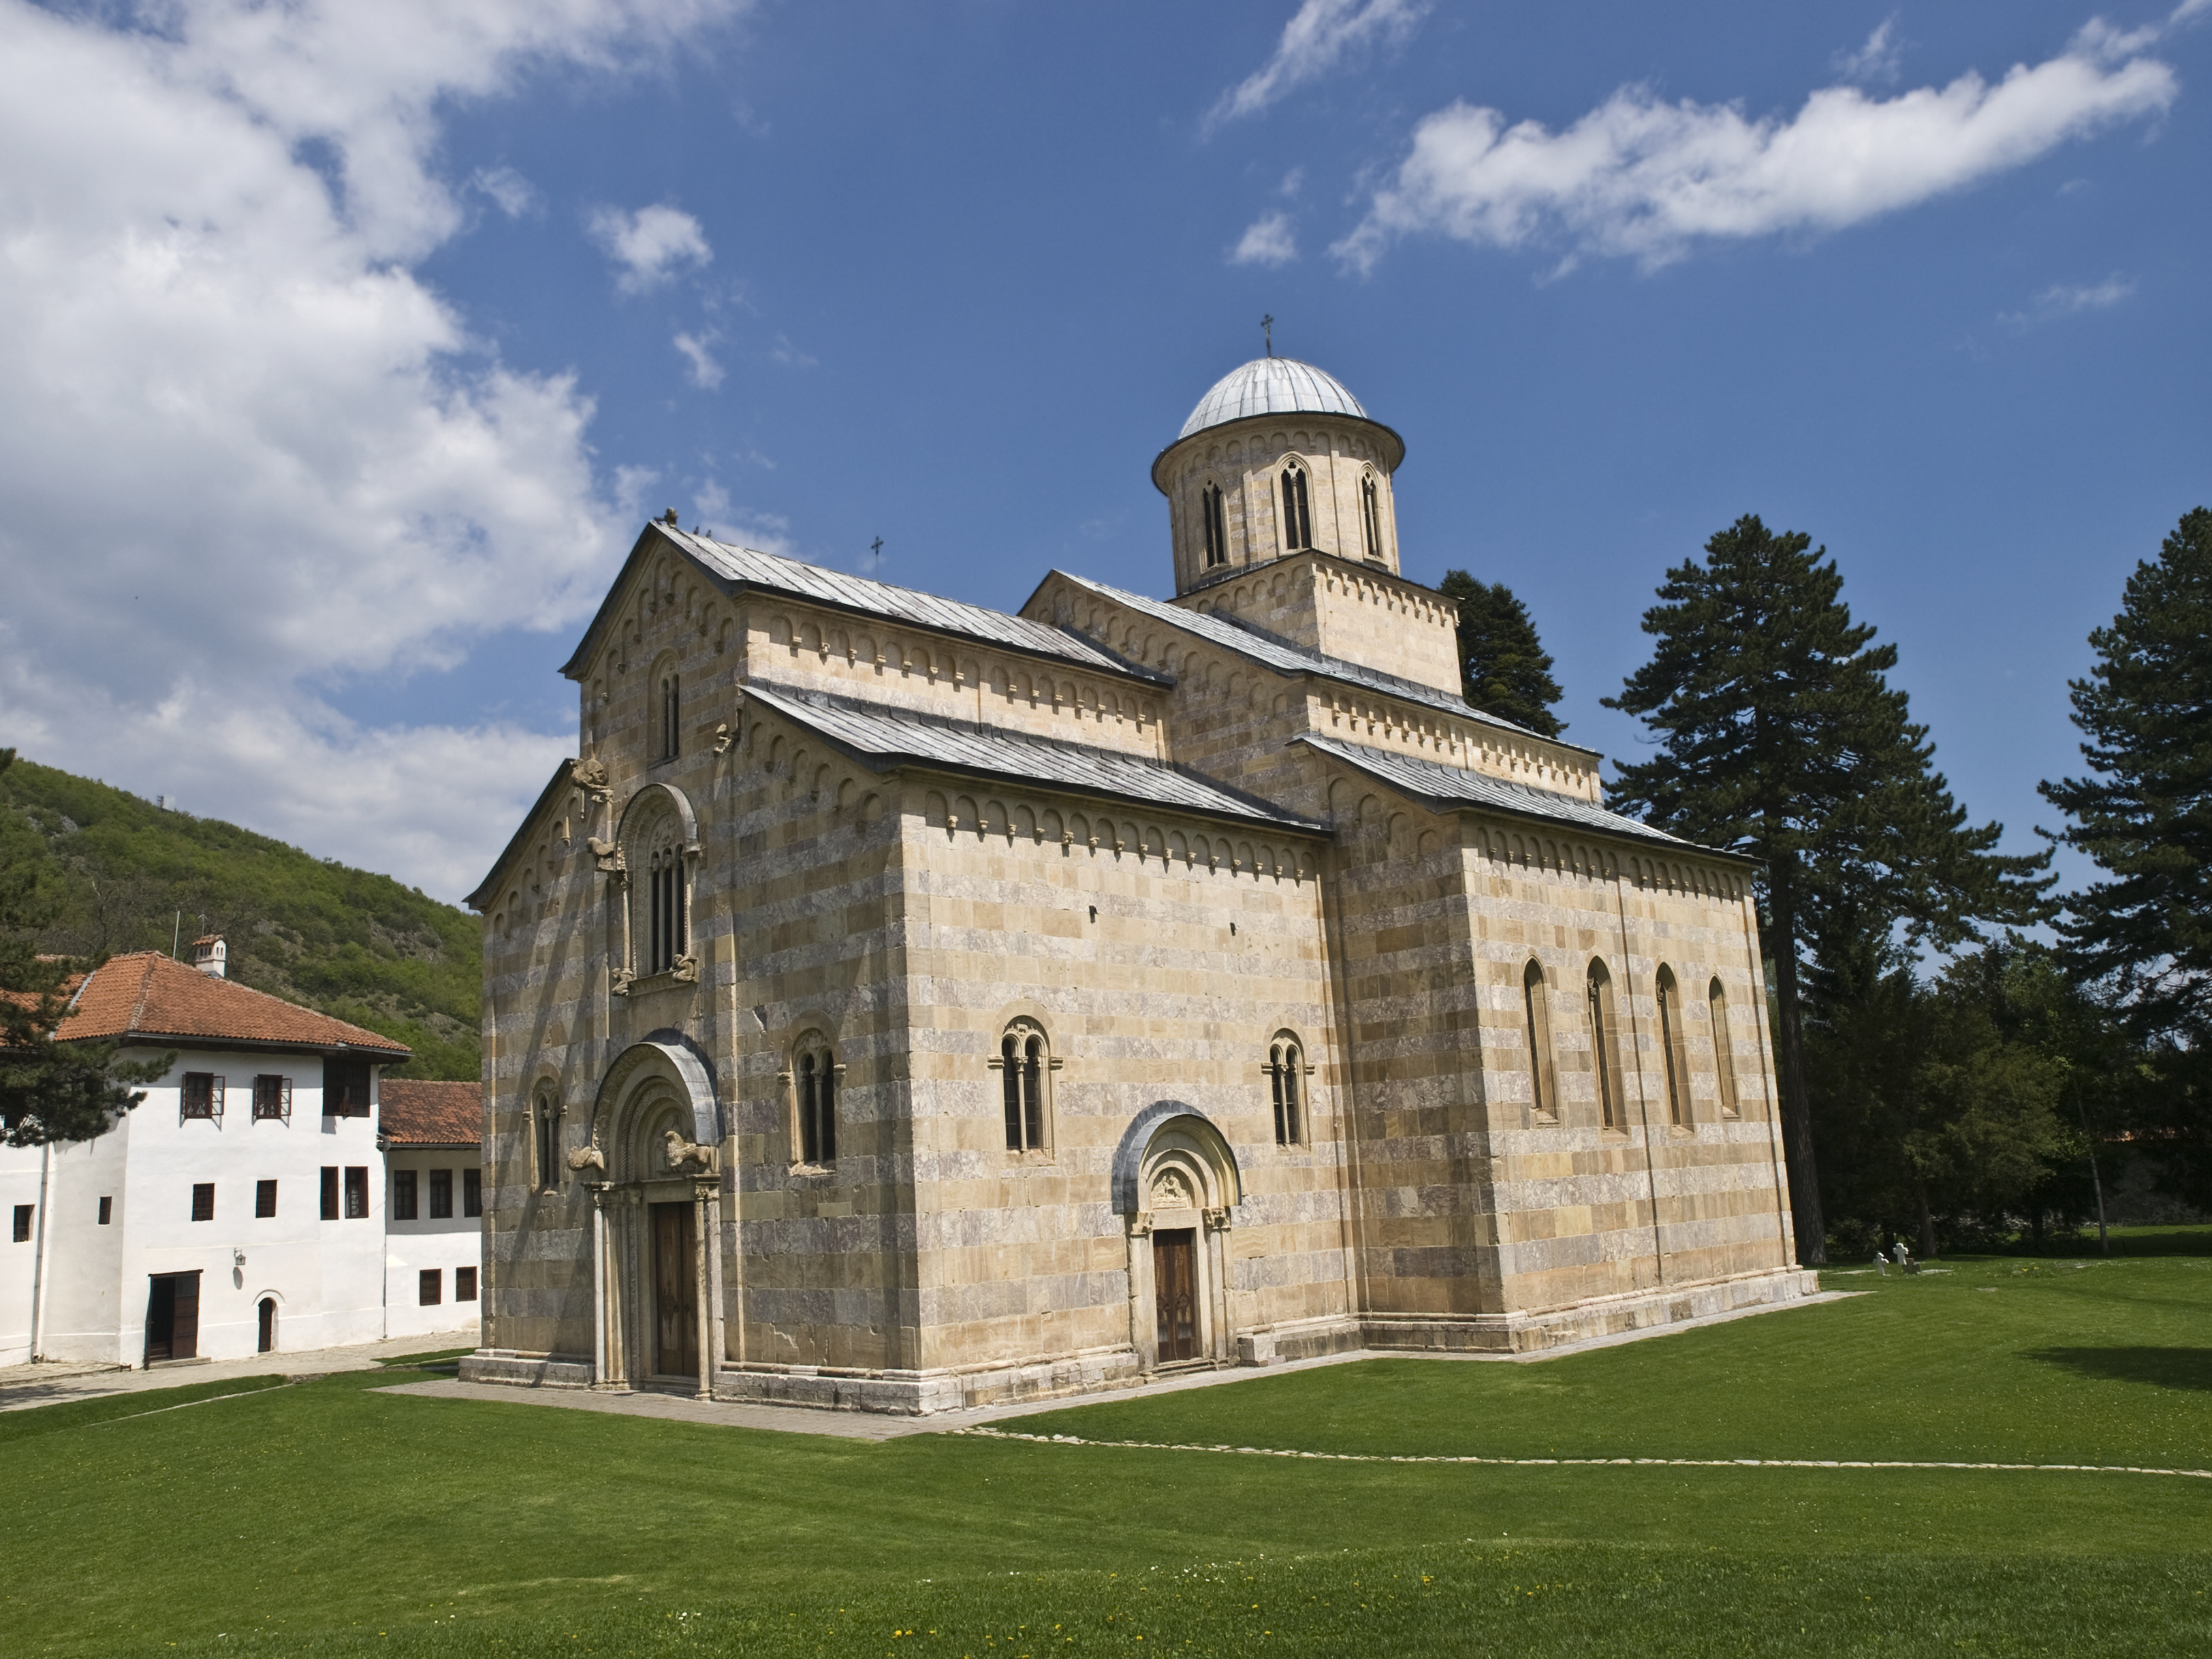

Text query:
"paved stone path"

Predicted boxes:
[[0, 1332, 472, 1412], [951, 1424, 2212, 1483]]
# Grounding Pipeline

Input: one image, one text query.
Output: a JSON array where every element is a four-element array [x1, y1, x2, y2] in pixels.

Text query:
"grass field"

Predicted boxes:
[[3, 1237, 2207, 1657]]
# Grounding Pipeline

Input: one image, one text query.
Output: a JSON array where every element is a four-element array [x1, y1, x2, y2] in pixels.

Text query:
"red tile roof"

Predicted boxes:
[[56, 953, 410, 1059], [379, 1079, 482, 1148]]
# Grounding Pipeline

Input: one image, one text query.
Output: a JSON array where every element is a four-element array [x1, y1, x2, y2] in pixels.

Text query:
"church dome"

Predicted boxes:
[[1178, 356, 1370, 441]]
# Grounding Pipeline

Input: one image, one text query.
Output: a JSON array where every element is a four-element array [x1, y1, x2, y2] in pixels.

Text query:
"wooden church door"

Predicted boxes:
[[652, 1201, 699, 1378], [1154, 1230, 1197, 1363]]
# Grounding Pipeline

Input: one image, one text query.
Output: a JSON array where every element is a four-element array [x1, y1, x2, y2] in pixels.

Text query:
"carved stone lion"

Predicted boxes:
[[663, 1128, 716, 1172], [566, 1146, 606, 1173]]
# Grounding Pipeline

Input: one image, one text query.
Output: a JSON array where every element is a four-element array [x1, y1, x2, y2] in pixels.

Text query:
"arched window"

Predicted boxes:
[[1656, 965, 1690, 1128], [533, 1090, 560, 1190], [793, 1034, 838, 1165], [1586, 959, 1624, 1131], [998, 1019, 1051, 1152], [1360, 473, 1383, 561], [1709, 977, 1741, 1118], [646, 839, 686, 976], [1280, 462, 1312, 552], [1201, 481, 1229, 569], [655, 667, 681, 762], [1267, 1034, 1305, 1146], [1522, 959, 1557, 1122]]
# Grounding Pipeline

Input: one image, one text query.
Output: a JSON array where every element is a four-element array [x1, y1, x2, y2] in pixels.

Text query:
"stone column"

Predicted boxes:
[[692, 1178, 714, 1400], [588, 1184, 614, 1389], [1203, 1205, 1234, 1363]]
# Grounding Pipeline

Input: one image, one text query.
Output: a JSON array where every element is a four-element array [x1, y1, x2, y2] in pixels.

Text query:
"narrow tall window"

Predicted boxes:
[[462, 1167, 483, 1218], [252, 1075, 291, 1122], [320, 1166, 339, 1220], [658, 670, 681, 761], [190, 1183, 215, 1222], [393, 1168, 419, 1220], [255, 1179, 277, 1219], [795, 1039, 838, 1165], [1269, 1037, 1304, 1146], [1656, 966, 1690, 1128], [456, 1267, 478, 1301], [534, 1093, 559, 1190], [430, 1169, 454, 1220], [1280, 464, 1312, 552], [1360, 473, 1383, 561], [343, 1166, 369, 1220], [648, 842, 686, 976], [1587, 960, 1624, 1131], [1201, 481, 1229, 568], [1523, 959, 1558, 1122], [999, 1020, 1050, 1152], [1709, 978, 1741, 1118], [97, 1195, 112, 1226], [11, 1205, 30, 1243]]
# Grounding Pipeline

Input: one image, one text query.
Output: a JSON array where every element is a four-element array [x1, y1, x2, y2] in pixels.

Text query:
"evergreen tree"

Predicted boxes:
[[2040, 507, 2212, 1205], [1605, 516, 2053, 1263], [1437, 571, 1566, 737], [0, 750, 167, 1143]]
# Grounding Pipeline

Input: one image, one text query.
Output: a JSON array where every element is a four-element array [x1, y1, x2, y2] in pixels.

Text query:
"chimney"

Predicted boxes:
[[192, 935, 227, 979]]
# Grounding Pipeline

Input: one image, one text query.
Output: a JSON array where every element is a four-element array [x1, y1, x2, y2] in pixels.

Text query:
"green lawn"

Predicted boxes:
[[3, 1246, 2207, 1658]]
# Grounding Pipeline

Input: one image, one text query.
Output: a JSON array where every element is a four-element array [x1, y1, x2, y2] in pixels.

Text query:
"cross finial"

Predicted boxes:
[[1261, 314, 1274, 357], [870, 537, 884, 561]]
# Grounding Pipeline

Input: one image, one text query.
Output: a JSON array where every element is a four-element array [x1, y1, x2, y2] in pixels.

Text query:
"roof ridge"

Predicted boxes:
[[750, 680, 1180, 773]]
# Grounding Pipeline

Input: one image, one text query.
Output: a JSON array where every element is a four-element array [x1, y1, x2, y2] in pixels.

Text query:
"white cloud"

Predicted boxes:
[[2000, 271, 2137, 326], [588, 202, 714, 292], [472, 165, 541, 217], [1207, 0, 1427, 131], [0, 0, 748, 898], [672, 328, 725, 388], [1337, 30, 2177, 272], [768, 331, 817, 368], [1231, 211, 1300, 266], [1835, 18, 1903, 84]]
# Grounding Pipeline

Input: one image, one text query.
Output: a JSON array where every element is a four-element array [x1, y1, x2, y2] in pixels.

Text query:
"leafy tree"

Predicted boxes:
[[1437, 571, 1566, 737], [1605, 516, 2053, 1263], [2040, 507, 2212, 1208], [0, 750, 167, 1143]]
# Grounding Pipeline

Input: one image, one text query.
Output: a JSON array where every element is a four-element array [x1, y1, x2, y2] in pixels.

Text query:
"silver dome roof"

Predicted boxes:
[[1178, 356, 1370, 441]]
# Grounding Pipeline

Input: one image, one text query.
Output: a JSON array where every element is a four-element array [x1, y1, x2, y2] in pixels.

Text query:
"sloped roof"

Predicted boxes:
[[1297, 733, 1742, 857], [379, 1079, 482, 1148], [1180, 356, 1372, 439], [56, 953, 411, 1058], [746, 682, 1326, 834], [467, 755, 576, 913], [1048, 570, 1601, 755], [560, 523, 1160, 685]]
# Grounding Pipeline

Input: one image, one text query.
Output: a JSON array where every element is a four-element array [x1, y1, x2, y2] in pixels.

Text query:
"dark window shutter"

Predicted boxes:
[[255, 1180, 277, 1218], [419, 1269, 441, 1306], [171, 1273, 201, 1360], [11, 1205, 29, 1243], [190, 1183, 215, 1222], [97, 1195, 112, 1226], [343, 1167, 369, 1219], [429, 1169, 452, 1219], [462, 1168, 482, 1218], [320, 1167, 340, 1220], [456, 1266, 477, 1301], [392, 1169, 417, 1220]]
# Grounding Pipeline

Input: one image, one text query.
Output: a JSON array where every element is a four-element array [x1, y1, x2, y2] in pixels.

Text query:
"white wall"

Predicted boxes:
[[383, 1152, 484, 1344], [0, 1142, 46, 1365]]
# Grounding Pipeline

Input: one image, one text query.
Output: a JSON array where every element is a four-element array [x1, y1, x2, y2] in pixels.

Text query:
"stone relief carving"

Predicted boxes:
[[1150, 1169, 1194, 1210], [663, 1128, 718, 1173], [1203, 1205, 1233, 1232], [567, 1146, 606, 1173], [1126, 1212, 1153, 1237]]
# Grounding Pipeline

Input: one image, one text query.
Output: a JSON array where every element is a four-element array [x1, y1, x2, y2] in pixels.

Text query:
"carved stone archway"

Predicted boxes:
[[1111, 1103, 1242, 1371], [582, 1039, 722, 1397]]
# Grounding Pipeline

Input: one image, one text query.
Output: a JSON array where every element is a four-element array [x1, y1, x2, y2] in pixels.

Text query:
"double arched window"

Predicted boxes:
[[1586, 959, 1626, 1131], [792, 1033, 838, 1165], [998, 1020, 1052, 1152], [1201, 481, 1229, 569], [646, 838, 686, 976], [1522, 960, 1558, 1122], [1709, 977, 1741, 1118], [1655, 965, 1692, 1128], [1267, 1034, 1306, 1146], [1359, 472, 1383, 562], [1280, 462, 1312, 552]]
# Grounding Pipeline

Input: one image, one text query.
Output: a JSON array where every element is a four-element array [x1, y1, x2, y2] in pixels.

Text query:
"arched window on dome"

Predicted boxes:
[[1359, 472, 1384, 562], [649, 652, 680, 764], [1201, 481, 1229, 569], [1280, 462, 1312, 552]]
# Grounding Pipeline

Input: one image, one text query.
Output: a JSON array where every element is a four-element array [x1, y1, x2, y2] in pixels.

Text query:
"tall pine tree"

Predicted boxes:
[[1438, 571, 1566, 737], [1605, 516, 2052, 1263], [2040, 507, 2212, 1205]]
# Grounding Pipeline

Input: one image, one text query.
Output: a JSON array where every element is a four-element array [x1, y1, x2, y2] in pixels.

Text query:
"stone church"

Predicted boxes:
[[460, 354, 1816, 1412]]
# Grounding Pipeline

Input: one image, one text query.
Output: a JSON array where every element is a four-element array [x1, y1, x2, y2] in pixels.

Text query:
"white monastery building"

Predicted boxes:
[[0, 939, 484, 1367], [464, 354, 1816, 1414]]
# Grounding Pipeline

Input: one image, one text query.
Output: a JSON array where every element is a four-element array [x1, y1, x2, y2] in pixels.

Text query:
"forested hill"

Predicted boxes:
[[0, 757, 480, 1080]]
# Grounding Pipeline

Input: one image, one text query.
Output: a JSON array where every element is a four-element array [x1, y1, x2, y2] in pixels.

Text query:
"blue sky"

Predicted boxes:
[[1, 0, 2205, 902]]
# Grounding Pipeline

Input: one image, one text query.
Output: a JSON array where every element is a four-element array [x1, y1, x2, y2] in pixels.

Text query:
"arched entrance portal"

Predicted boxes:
[[582, 1038, 723, 1397], [1112, 1104, 1243, 1371]]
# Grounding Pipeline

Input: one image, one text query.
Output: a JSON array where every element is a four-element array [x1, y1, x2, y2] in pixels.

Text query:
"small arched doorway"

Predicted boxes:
[[256, 1297, 276, 1354], [1112, 1104, 1243, 1371]]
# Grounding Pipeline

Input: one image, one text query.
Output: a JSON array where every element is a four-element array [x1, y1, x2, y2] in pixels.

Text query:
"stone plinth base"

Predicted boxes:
[[458, 1349, 594, 1389], [1359, 1266, 1823, 1357], [711, 1346, 1148, 1415]]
